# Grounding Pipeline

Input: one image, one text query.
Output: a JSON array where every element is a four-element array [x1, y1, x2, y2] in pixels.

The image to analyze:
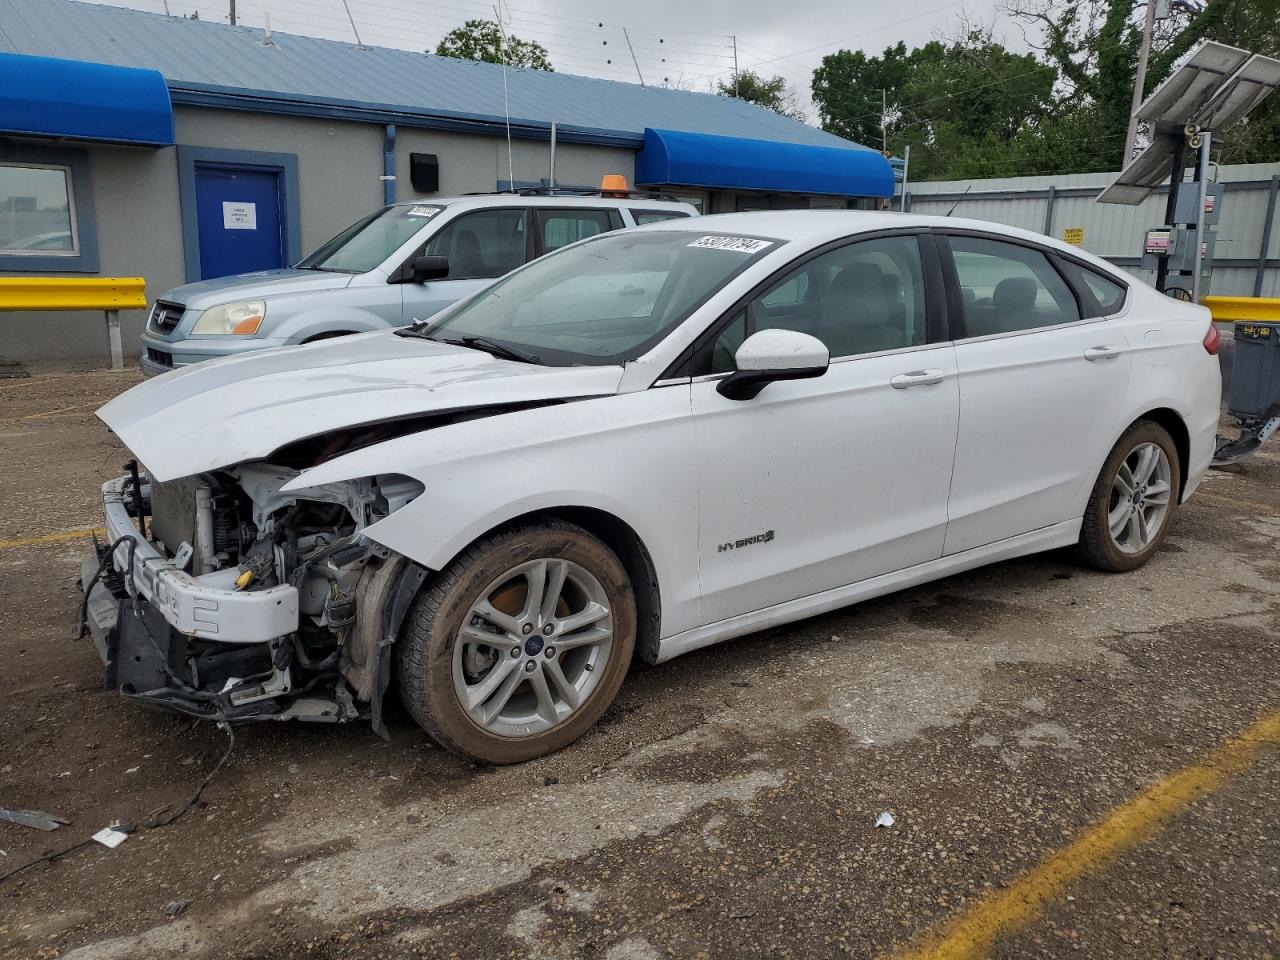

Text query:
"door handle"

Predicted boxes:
[[1083, 345, 1121, 361], [890, 369, 947, 389]]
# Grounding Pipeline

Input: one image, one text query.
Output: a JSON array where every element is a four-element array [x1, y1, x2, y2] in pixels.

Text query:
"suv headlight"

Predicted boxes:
[[191, 300, 267, 336]]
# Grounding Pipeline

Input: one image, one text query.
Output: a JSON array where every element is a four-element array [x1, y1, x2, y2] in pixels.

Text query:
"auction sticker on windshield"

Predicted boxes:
[[407, 206, 441, 218], [687, 236, 774, 254]]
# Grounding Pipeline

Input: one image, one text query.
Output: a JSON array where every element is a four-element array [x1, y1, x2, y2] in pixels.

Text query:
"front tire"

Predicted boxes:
[[396, 519, 636, 764], [1078, 421, 1181, 572]]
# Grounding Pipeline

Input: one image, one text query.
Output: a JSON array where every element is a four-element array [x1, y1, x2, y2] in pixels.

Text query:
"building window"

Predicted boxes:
[[1, 163, 79, 256], [0, 145, 98, 273]]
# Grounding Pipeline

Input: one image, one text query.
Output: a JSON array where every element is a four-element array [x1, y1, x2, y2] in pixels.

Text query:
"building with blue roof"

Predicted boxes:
[[0, 0, 892, 362]]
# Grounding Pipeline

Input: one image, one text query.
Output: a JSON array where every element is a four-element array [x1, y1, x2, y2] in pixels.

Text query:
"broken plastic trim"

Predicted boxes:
[[371, 560, 429, 741]]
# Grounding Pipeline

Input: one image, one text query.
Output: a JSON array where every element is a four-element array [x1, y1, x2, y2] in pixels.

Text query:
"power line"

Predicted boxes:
[[224, 0, 733, 83]]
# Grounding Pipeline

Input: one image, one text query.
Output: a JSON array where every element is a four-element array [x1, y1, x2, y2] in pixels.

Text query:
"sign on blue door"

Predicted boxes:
[[194, 164, 285, 280]]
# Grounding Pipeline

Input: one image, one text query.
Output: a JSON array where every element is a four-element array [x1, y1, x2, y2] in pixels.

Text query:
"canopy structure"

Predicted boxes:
[[636, 128, 894, 199], [0, 52, 174, 146]]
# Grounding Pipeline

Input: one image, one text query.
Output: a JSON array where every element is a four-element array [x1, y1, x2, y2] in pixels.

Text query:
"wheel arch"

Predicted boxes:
[[473, 506, 663, 665], [1130, 407, 1191, 500]]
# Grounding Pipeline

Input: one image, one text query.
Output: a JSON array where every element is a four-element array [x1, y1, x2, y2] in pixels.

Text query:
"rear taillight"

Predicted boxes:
[[1203, 322, 1221, 355]]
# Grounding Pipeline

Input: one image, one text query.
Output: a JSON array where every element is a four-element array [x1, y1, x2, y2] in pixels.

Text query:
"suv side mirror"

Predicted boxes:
[[716, 329, 829, 401], [411, 255, 450, 283]]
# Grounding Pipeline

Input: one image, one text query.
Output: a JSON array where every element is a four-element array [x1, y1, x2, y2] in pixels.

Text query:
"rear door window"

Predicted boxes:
[[946, 236, 1081, 338], [423, 208, 528, 280], [536, 209, 617, 254]]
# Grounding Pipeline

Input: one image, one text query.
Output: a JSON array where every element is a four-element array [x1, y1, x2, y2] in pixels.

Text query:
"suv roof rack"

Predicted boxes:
[[517, 187, 687, 203], [459, 188, 687, 203]]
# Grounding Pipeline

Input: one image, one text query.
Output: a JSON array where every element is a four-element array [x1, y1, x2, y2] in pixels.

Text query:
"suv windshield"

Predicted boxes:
[[296, 204, 445, 273], [424, 230, 779, 366]]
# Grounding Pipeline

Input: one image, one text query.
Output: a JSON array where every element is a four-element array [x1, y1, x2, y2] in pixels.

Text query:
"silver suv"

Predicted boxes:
[[139, 194, 697, 376]]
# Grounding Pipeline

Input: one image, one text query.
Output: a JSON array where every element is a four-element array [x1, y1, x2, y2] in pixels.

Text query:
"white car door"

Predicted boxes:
[[940, 233, 1134, 555], [688, 233, 960, 626]]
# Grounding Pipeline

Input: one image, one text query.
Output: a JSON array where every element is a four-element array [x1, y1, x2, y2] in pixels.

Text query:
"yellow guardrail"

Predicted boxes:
[[0, 277, 146, 311], [0, 277, 147, 370], [1203, 296, 1280, 324]]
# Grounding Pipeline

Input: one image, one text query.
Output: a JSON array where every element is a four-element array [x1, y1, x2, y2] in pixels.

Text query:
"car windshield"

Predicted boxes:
[[424, 230, 779, 366], [296, 204, 445, 273]]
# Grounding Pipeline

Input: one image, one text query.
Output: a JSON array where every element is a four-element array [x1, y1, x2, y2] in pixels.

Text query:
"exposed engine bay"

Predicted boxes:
[[80, 458, 426, 731]]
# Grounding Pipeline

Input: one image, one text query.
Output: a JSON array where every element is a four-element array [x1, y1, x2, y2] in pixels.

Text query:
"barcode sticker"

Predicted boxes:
[[687, 235, 774, 254]]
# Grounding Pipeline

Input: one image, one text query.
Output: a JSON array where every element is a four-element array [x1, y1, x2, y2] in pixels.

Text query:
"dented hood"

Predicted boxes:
[[99, 331, 625, 481]]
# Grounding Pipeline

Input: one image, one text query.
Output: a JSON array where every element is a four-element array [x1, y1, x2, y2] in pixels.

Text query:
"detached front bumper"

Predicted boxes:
[[79, 478, 326, 720], [94, 476, 299, 642]]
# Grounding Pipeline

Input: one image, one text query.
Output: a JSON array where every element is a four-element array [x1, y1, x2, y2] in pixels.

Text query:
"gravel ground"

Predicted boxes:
[[0, 366, 1276, 960]]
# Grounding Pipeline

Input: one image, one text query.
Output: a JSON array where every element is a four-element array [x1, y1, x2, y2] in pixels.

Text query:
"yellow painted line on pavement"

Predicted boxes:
[[895, 709, 1280, 960], [0, 527, 104, 551]]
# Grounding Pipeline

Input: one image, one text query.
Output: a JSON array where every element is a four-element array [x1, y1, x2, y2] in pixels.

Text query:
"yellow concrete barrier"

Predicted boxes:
[[1203, 296, 1280, 323], [0, 277, 146, 370]]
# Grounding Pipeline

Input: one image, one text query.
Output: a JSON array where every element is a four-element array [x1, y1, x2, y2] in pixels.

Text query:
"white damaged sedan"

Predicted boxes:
[[82, 211, 1221, 763]]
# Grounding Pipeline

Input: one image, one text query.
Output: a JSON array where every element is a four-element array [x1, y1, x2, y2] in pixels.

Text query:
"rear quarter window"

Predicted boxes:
[[630, 209, 692, 225], [1057, 258, 1129, 318]]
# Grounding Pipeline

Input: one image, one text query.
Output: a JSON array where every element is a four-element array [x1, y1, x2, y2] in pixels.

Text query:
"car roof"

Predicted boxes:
[[396, 194, 696, 211], [632, 210, 1125, 276]]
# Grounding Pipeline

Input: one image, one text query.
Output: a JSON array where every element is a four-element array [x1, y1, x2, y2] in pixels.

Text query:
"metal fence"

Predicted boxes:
[[904, 162, 1280, 298]]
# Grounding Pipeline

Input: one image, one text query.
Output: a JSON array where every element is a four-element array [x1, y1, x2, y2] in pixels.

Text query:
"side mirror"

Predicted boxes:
[[411, 255, 450, 283], [716, 329, 829, 401]]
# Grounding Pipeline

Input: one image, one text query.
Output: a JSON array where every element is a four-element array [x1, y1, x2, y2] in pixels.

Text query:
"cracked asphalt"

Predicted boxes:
[[0, 365, 1277, 959]]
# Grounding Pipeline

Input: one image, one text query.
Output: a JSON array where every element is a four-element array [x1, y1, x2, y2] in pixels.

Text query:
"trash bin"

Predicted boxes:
[[1215, 320, 1280, 465], [1227, 321, 1280, 420]]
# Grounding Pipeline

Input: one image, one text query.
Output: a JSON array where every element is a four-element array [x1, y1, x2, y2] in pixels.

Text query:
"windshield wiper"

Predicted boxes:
[[439, 335, 541, 365]]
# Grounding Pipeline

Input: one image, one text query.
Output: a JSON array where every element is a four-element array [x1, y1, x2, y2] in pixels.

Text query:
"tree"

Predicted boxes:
[[435, 19, 554, 71], [716, 70, 805, 120], [1005, 0, 1280, 167], [812, 41, 914, 148], [811, 31, 1058, 179]]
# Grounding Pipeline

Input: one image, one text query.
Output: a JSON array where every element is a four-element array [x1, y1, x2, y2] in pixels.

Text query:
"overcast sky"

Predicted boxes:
[[96, 0, 1033, 121]]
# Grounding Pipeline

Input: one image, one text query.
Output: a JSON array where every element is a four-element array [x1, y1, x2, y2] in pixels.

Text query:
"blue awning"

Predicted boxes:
[[0, 53, 174, 147], [635, 128, 894, 199]]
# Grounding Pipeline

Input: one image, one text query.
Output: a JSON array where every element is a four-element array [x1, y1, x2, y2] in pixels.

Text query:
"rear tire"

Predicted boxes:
[[395, 519, 636, 764], [1078, 420, 1181, 572]]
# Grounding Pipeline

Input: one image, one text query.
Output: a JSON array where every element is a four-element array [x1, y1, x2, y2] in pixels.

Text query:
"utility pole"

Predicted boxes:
[[1124, 0, 1159, 164], [881, 89, 888, 153], [228, 0, 235, 25], [733, 35, 739, 98]]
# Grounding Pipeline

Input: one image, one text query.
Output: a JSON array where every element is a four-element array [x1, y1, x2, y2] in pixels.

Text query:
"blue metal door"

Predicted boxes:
[[194, 164, 285, 279]]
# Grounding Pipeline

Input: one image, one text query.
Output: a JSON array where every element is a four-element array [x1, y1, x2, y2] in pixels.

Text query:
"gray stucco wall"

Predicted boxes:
[[2, 107, 638, 365], [392, 127, 634, 199], [1, 140, 183, 364], [176, 108, 386, 256]]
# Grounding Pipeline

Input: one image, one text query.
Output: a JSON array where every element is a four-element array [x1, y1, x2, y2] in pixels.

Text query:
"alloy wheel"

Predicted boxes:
[[452, 558, 614, 737], [1107, 441, 1173, 555]]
